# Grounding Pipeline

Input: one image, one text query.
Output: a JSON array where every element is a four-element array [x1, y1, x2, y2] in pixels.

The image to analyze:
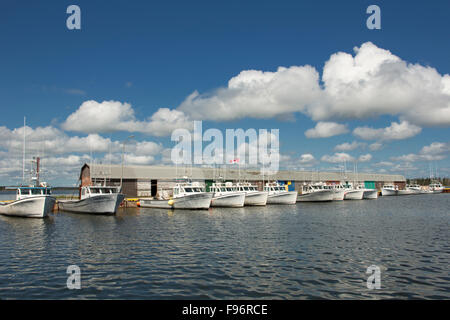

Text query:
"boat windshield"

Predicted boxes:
[[31, 189, 43, 195], [19, 188, 30, 196], [184, 187, 203, 193]]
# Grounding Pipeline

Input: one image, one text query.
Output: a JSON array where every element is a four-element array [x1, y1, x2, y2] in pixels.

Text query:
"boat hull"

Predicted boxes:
[[58, 193, 125, 214], [140, 193, 212, 210], [381, 188, 397, 196], [363, 189, 378, 199], [211, 193, 245, 207], [266, 191, 297, 204], [397, 189, 415, 196], [297, 190, 334, 202], [243, 192, 268, 206], [0, 196, 55, 218], [332, 189, 345, 201], [344, 190, 364, 200]]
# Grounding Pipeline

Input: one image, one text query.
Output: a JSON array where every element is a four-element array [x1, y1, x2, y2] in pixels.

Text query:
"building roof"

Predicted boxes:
[[86, 163, 405, 182]]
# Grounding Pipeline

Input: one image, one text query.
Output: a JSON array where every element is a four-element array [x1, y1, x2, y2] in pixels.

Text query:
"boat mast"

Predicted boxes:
[[23, 117, 26, 184]]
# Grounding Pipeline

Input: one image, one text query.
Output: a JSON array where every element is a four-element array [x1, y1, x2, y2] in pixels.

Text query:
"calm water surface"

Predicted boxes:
[[0, 193, 449, 299]]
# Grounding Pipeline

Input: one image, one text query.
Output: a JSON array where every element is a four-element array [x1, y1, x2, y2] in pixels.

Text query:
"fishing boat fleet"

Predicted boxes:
[[1, 177, 446, 218], [381, 182, 444, 196]]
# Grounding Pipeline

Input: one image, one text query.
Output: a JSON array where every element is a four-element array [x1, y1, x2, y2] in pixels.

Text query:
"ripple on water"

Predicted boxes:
[[0, 194, 449, 299]]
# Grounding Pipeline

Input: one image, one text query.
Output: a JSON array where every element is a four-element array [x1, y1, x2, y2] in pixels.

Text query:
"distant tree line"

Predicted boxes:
[[407, 177, 450, 186]]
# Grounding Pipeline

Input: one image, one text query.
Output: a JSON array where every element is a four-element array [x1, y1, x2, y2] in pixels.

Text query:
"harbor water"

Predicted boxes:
[[0, 193, 448, 299]]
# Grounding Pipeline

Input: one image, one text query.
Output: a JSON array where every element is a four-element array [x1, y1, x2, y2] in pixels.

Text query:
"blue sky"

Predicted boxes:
[[0, 0, 449, 185]]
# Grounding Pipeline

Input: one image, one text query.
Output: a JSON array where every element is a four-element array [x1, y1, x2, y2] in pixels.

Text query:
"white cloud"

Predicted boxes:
[[124, 154, 156, 165], [373, 161, 394, 167], [62, 100, 192, 137], [298, 153, 316, 166], [140, 108, 193, 137], [334, 141, 366, 151], [318, 42, 450, 126], [420, 142, 449, 155], [178, 66, 322, 121], [0, 123, 164, 185], [305, 122, 349, 138], [176, 42, 450, 127], [369, 142, 383, 151], [321, 152, 355, 163], [358, 153, 372, 162], [353, 121, 421, 141], [62, 100, 136, 133], [391, 141, 449, 162]]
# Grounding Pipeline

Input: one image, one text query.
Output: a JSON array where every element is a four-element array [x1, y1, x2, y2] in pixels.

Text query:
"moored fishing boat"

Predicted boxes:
[[344, 186, 364, 200], [362, 189, 379, 199], [264, 182, 297, 204], [235, 183, 268, 206], [397, 188, 415, 196], [353, 184, 378, 199], [0, 186, 55, 218], [297, 183, 334, 202], [381, 184, 398, 196], [209, 182, 245, 207], [324, 184, 345, 201], [139, 182, 212, 209], [406, 184, 422, 194], [58, 186, 125, 214], [429, 182, 444, 194]]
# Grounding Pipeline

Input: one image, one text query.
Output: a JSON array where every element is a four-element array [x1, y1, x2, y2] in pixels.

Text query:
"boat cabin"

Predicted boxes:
[[210, 182, 237, 193], [264, 183, 287, 193], [301, 184, 327, 193], [17, 187, 52, 200], [81, 186, 121, 200], [236, 185, 259, 192], [173, 183, 205, 197]]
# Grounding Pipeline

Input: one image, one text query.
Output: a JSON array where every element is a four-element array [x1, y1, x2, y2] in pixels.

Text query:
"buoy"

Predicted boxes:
[[168, 199, 174, 206]]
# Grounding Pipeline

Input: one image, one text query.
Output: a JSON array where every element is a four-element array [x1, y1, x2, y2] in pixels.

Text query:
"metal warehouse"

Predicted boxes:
[[79, 163, 406, 198]]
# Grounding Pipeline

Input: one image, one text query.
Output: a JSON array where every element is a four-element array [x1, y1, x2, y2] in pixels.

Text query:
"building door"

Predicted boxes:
[[151, 180, 157, 197]]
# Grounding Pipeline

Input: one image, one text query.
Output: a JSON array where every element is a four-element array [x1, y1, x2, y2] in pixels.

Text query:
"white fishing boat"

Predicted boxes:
[[263, 182, 297, 204], [353, 184, 379, 199], [297, 183, 334, 202], [362, 189, 379, 199], [235, 183, 268, 206], [344, 188, 364, 200], [406, 184, 422, 194], [140, 182, 212, 209], [324, 184, 345, 200], [209, 182, 245, 207], [58, 186, 125, 214], [381, 184, 398, 196], [0, 186, 56, 218], [397, 188, 415, 196], [429, 182, 444, 194]]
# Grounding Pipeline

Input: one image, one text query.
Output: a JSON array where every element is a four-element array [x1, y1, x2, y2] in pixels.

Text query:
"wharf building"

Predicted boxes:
[[80, 164, 406, 198]]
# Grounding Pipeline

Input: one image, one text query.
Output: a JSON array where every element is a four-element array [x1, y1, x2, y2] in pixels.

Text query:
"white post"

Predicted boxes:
[[120, 135, 134, 191]]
